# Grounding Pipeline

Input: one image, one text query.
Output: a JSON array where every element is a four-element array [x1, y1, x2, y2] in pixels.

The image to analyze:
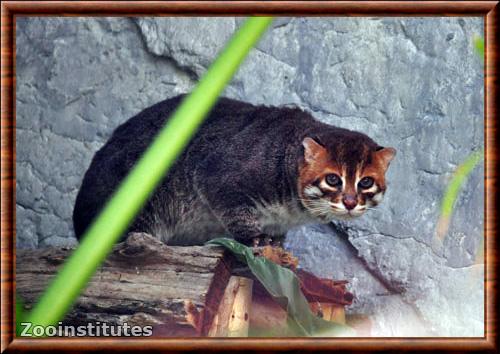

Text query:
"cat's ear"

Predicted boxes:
[[302, 137, 327, 164], [374, 147, 396, 170]]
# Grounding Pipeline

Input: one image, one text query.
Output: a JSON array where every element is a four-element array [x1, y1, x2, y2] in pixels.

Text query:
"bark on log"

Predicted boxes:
[[16, 233, 232, 336], [16, 233, 356, 337]]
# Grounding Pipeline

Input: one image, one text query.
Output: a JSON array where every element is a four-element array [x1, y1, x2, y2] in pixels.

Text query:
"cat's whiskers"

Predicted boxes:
[[306, 206, 331, 214], [302, 202, 334, 217], [298, 196, 379, 220], [297, 199, 327, 208], [297, 197, 322, 204]]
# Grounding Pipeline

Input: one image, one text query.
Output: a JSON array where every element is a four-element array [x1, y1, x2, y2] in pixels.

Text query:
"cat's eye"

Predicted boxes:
[[325, 174, 342, 187], [358, 177, 375, 189]]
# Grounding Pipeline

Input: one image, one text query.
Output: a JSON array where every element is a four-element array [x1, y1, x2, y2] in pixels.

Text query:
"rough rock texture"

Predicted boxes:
[[16, 17, 484, 336]]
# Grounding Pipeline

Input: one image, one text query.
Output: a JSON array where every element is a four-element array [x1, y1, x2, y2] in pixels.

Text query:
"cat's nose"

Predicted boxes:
[[342, 195, 358, 210]]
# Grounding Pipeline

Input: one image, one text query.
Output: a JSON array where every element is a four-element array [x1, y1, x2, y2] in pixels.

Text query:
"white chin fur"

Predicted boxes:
[[330, 203, 367, 219], [304, 198, 367, 221], [303, 185, 324, 198], [372, 192, 384, 204]]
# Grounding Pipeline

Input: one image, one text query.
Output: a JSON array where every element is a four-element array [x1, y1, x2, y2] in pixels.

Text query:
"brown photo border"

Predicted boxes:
[[1, 1, 498, 352]]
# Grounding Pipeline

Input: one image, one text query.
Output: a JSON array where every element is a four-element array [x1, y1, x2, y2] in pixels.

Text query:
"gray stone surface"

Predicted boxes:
[[16, 17, 484, 336]]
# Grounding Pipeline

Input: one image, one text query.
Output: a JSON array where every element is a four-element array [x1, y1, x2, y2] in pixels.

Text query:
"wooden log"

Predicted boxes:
[[249, 291, 288, 337], [249, 287, 348, 337], [296, 269, 354, 306], [208, 276, 253, 337], [245, 260, 354, 336], [16, 233, 232, 337], [248, 246, 354, 306], [309, 302, 346, 323], [345, 314, 372, 336], [227, 277, 252, 337], [17, 234, 355, 337]]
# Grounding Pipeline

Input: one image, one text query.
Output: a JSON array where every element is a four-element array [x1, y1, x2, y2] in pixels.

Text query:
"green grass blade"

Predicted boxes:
[[473, 35, 484, 62], [24, 17, 273, 333], [16, 296, 26, 336], [436, 150, 483, 241]]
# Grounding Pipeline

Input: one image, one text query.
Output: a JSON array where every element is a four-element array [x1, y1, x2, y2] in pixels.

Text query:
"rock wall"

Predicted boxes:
[[16, 17, 484, 336]]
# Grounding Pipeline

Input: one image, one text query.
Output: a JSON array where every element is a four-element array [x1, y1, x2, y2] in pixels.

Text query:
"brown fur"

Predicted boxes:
[[74, 94, 396, 245], [298, 137, 395, 214]]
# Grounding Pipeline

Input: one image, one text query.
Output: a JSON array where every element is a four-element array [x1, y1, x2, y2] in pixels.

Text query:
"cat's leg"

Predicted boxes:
[[217, 204, 272, 246], [250, 234, 286, 247], [194, 153, 274, 246], [267, 234, 287, 247], [194, 187, 270, 246], [204, 202, 286, 248]]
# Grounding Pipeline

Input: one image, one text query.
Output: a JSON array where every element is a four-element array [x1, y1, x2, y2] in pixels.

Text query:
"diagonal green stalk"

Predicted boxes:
[[16, 296, 26, 336], [440, 150, 483, 218], [473, 35, 484, 62], [436, 149, 483, 241], [24, 17, 273, 332]]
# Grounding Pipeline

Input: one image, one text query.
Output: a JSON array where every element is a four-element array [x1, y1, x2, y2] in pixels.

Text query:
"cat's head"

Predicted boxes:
[[297, 131, 396, 221]]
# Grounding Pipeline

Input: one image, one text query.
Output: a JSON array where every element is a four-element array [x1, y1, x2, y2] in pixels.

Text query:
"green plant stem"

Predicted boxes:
[[435, 149, 483, 241], [24, 17, 273, 332], [473, 35, 484, 62], [16, 296, 26, 336], [441, 150, 483, 218]]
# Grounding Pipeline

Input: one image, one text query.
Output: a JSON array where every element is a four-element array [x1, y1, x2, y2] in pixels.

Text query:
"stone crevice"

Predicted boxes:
[[131, 18, 200, 82], [328, 223, 405, 295]]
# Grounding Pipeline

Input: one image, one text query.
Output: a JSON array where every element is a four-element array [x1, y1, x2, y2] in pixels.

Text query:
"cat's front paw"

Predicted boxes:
[[234, 234, 273, 248], [251, 235, 284, 248]]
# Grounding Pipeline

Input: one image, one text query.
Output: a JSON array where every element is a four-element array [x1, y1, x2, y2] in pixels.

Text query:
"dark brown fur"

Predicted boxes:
[[73, 95, 395, 245]]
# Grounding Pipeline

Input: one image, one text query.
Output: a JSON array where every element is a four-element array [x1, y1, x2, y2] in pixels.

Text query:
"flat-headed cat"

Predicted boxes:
[[73, 95, 396, 246]]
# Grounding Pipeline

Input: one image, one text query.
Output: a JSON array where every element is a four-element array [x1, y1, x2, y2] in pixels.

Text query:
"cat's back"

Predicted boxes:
[[73, 95, 309, 239], [105, 94, 299, 148]]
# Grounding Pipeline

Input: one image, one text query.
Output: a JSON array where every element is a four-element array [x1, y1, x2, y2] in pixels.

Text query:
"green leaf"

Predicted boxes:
[[207, 238, 354, 337]]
